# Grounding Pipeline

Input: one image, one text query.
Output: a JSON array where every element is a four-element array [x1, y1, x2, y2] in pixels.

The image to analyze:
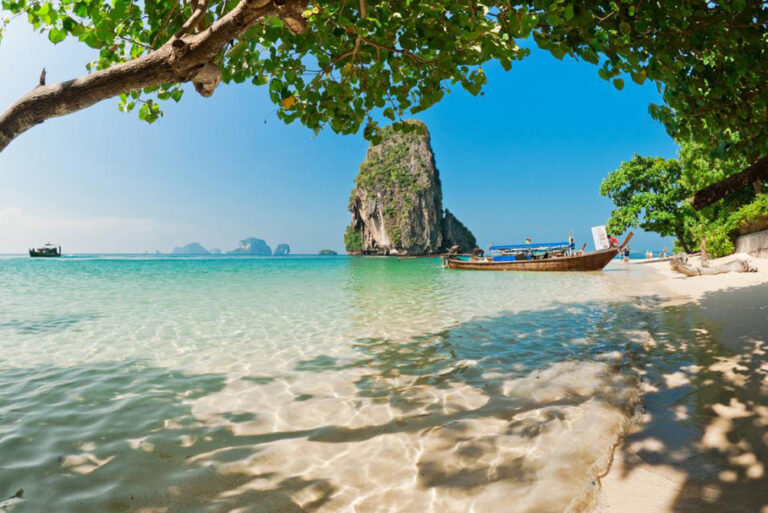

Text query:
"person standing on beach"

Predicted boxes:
[[623, 247, 631, 263]]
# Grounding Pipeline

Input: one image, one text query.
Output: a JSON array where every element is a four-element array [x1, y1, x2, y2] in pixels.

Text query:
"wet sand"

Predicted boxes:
[[600, 255, 768, 513]]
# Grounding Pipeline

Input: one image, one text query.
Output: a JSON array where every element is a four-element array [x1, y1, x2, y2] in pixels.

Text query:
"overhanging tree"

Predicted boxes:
[[601, 142, 761, 257], [600, 154, 696, 253], [0, 1, 765, 155]]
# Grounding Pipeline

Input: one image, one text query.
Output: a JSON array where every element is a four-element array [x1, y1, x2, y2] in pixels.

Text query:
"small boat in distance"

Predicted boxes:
[[29, 243, 62, 258], [444, 233, 633, 272]]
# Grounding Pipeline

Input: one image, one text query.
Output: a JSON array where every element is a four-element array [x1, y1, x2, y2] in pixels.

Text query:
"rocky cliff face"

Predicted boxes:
[[346, 121, 475, 255], [227, 237, 272, 256], [442, 209, 477, 252]]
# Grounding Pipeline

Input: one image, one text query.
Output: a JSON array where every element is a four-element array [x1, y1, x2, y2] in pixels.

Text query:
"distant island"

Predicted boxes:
[[165, 238, 292, 256], [318, 249, 337, 255], [170, 242, 210, 255], [227, 237, 272, 256]]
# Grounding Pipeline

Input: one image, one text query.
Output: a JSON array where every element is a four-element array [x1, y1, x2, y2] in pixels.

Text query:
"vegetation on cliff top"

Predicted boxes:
[[344, 224, 363, 253], [352, 121, 431, 197]]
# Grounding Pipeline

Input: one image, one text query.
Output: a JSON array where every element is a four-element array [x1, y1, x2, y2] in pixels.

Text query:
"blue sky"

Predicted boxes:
[[0, 22, 678, 253]]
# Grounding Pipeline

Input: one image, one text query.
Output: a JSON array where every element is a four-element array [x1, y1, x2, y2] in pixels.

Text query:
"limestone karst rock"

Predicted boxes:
[[345, 121, 475, 255], [442, 209, 477, 253]]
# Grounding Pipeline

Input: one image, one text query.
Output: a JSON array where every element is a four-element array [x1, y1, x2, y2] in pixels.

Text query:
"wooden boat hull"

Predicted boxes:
[[445, 248, 619, 271]]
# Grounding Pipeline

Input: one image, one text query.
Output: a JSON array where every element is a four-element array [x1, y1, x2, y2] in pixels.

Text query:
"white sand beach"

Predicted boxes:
[[600, 255, 768, 513]]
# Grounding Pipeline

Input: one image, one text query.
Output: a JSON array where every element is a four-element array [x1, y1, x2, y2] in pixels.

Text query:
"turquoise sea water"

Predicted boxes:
[[0, 256, 761, 512]]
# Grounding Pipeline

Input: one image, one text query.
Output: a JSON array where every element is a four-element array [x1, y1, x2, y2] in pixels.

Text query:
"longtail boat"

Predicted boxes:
[[443, 233, 633, 272]]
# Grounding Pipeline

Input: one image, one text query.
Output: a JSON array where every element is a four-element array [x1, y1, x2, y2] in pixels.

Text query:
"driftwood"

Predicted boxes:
[[670, 254, 757, 277]]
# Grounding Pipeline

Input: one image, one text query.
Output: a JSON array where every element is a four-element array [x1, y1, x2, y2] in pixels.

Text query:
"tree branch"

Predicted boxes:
[[349, 0, 367, 70], [174, 0, 209, 37], [152, 0, 181, 48], [0, 49, 178, 152], [0, 0, 308, 153], [691, 155, 768, 209]]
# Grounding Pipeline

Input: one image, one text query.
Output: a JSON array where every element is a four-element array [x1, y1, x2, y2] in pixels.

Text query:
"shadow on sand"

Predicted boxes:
[[614, 284, 768, 513], [0, 287, 764, 512]]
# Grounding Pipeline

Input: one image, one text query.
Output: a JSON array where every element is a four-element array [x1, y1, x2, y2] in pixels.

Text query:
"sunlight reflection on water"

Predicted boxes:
[[0, 255, 734, 513]]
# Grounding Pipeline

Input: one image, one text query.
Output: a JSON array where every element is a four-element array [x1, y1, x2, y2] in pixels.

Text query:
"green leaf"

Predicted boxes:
[[62, 17, 76, 31], [81, 32, 102, 49], [613, 78, 625, 90], [48, 27, 66, 43], [268, 78, 282, 92], [619, 22, 631, 35]]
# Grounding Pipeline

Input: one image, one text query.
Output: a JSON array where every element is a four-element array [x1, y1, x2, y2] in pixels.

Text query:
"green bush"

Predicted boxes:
[[344, 224, 363, 252], [703, 224, 735, 258], [390, 225, 402, 248], [690, 195, 768, 258], [729, 194, 768, 235]]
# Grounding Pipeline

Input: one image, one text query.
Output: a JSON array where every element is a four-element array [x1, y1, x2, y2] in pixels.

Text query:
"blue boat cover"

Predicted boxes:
[[492, 255, 529, 261], [490, 241, 571, 251]]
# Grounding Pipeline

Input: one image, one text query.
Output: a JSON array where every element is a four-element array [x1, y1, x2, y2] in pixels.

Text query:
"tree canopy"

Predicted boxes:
[[601, 142, 767, 257], [600, 154, 696, 253], [0, 0, 765, 156]]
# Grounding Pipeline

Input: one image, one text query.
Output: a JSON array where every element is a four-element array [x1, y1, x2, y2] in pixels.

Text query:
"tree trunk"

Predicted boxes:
[[700, 235, 710, 267], [0, 0, 307, 153], [670, 254, 756, 277], [691, 155, 768, 209], [674, 228, 691, 254]]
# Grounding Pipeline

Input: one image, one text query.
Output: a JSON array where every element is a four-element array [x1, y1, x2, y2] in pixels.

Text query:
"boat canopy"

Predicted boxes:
[[489, 241, 572, 252]]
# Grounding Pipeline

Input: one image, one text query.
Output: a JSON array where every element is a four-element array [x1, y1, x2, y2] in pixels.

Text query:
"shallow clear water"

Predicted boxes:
[[0, 256, 684, 512]]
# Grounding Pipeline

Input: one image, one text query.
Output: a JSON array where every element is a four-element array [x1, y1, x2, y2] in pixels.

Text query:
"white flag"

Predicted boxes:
[[592, 225, 609, 250]]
